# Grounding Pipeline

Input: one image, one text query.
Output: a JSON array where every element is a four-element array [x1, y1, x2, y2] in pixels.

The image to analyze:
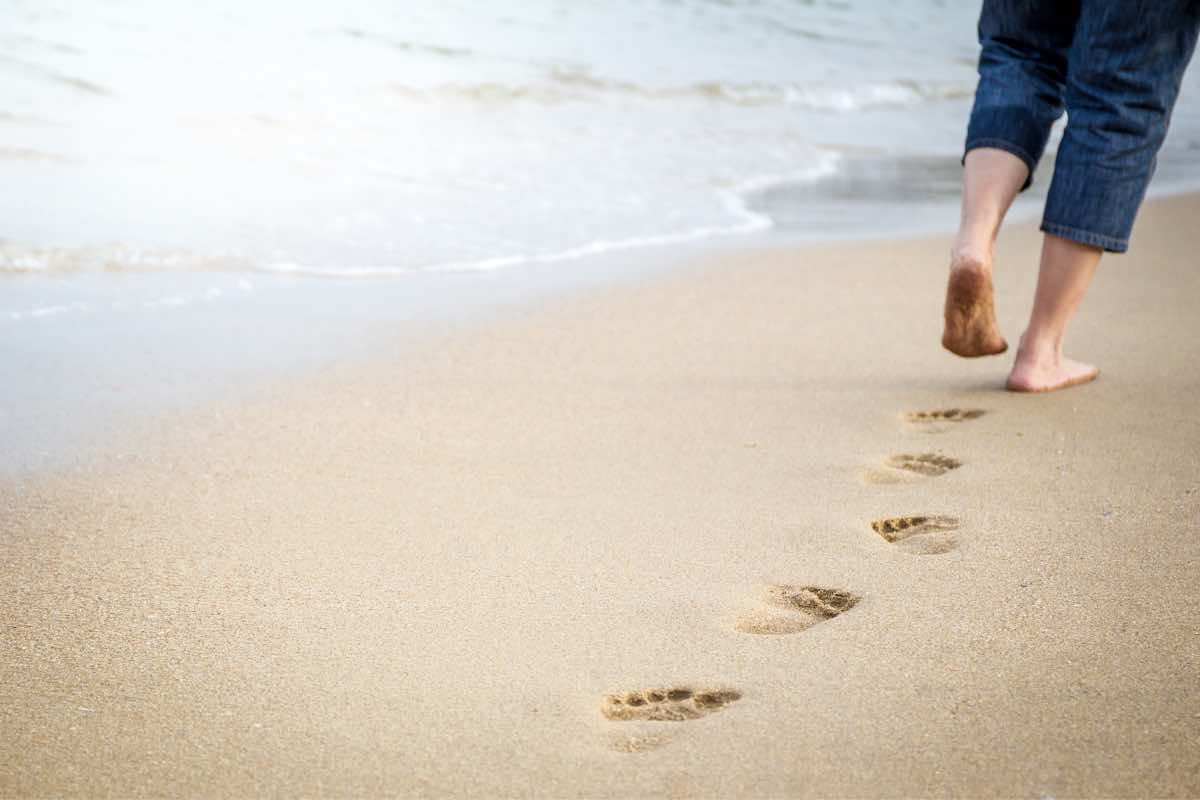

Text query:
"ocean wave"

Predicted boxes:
[[382, 70, 971, 111], [0, 110, 59, 126], [0, 156, 840, 281], [0, 244, 252, 275], [0, 53, 111, 96], [340, 27, 479, 60], [3, 301, 88, 321], [261, 158, 842, 278], [0, 146, 75, 163]]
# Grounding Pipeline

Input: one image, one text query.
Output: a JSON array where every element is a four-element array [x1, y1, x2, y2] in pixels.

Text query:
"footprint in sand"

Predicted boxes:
[[735, 584, 861, 635], [885, 453, 961, 477], [601, 687, 742, 722], [872, 515, 961, 555], [905, 408, 985, 424], [862, 452, 962, 484]]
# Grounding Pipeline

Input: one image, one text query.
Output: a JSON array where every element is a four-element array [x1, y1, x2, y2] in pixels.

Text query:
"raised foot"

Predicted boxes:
[[1006, 356, 1099, 393], [942, 267, 1008, 358]]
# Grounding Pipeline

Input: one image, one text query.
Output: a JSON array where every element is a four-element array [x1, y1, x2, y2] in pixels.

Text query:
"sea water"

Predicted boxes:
[[12, 0, 1198, 279]]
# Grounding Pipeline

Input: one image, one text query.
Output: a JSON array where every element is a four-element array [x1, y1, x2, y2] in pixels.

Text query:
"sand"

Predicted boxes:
[[3, 194, 1199, 798]]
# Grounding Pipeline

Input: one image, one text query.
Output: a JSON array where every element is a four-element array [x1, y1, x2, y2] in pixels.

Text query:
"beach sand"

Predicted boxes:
[[3, 194, 1199, 798]]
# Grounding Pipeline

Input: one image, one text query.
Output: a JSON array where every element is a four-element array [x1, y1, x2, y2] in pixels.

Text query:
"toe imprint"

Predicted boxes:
[[905, 408, 985, 423], [602, 687, 741, 722], [885, 453, 961, 477], [871, 515, 960, 543]]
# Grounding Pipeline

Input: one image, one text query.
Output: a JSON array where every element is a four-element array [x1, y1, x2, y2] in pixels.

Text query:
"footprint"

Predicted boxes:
[[885, 453, 961, 477], [905, 408, 985, 424], [601, 687, 742, 722], [871, 515, 959, 542], [735, 584, 861, 635], [871, 515, 961, 555]]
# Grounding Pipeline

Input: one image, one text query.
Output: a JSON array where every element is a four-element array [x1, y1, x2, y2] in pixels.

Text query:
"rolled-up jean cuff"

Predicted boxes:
[[963, 138, 1038, 190], [1040, 221, 1128, 253]]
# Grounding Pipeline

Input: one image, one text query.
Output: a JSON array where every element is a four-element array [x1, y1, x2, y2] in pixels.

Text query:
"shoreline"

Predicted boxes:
[[6, 147, 1200, 478], [3, 194, 1200, 796]]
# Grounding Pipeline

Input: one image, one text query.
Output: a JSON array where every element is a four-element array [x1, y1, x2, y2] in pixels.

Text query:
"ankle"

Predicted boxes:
[[1015, 330, 1062, 365], [950, 250, 990, 274], [950, 235, 993, 274]]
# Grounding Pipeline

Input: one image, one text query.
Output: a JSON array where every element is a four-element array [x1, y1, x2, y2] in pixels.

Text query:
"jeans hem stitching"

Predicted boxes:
[[964, 138, 1038, 189], [1040, 221, 1128, 253]]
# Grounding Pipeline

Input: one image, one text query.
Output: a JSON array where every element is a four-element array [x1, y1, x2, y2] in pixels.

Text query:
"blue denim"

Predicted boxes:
[[966, 0, 1200, 252]]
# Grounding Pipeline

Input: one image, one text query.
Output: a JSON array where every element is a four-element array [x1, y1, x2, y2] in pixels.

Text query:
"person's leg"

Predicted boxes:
[[943, 0, 1080, 358], [943, 148, 1027, 357], [1006, 235, 1101, 392], [1009, 0, 1200, 392]]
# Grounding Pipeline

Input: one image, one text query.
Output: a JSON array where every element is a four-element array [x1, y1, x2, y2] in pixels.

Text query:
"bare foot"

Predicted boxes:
[[942, 250, 1008, 358], [1006, 344, 1099, 393]]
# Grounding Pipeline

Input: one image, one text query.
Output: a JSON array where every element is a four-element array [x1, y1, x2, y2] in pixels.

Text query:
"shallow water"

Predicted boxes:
[[6, 0, 1200, 282], [0, 1, 1012, 277]]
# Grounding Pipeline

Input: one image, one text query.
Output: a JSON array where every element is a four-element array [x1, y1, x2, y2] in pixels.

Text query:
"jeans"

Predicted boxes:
[[966, 0, 1200, 252]]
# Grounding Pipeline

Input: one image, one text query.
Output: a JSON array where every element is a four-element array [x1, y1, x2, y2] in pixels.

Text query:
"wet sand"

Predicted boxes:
[[3, 194, 1199, 797]]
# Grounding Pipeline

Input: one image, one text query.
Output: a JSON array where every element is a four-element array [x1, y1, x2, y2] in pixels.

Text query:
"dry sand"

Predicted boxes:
[[3, 194, 1199, 798]]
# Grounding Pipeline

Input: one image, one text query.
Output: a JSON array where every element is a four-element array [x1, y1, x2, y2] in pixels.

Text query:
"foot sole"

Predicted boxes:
[[942, 268, 1009, 358], [1005, 369, 1100, 393]]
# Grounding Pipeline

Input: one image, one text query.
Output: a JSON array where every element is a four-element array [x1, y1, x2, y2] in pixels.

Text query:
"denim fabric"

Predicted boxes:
[[966, 0, 1200, 252]]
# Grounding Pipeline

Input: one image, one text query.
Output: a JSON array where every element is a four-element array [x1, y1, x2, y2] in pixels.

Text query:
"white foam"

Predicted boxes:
[[141, 295, 190, 310], [0, 244, 250, 275], [389, 75, 974, 112], [1, 154, 841, 282], [257, 155, 841, 279], [4, 302, 88, 321]]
